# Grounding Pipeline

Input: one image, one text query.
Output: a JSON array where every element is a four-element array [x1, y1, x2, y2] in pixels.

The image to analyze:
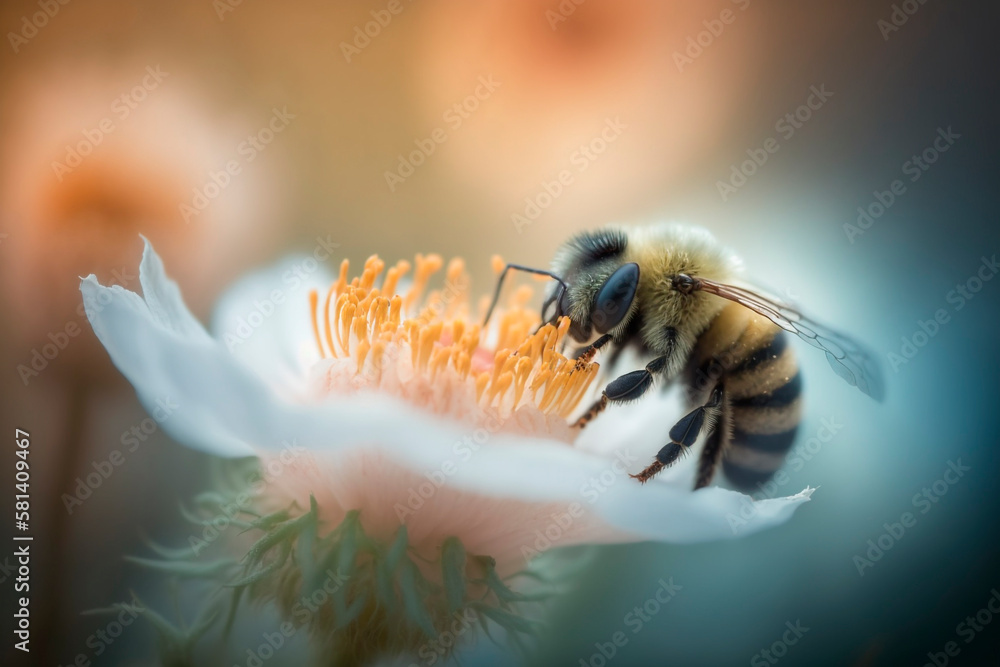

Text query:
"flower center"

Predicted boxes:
[[307, 254, 599, 420]]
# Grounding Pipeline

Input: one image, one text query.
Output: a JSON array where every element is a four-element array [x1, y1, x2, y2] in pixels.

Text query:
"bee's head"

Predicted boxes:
[[544, 223, 742, 348], [484, 224, 739, 348], [548, 228, 639, 343]]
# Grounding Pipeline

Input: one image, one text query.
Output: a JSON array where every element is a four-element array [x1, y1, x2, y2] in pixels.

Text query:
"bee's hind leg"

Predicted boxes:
[[631, 384, 725, 485], [693, 384, 729, 490]]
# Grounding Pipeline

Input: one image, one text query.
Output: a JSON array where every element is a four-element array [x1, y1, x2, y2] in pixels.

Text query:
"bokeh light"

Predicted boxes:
[[1, 1, 997, 666]]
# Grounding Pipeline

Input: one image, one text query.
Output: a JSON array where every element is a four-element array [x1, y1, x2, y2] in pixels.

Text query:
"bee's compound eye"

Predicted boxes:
[[592, 262, 639, 334]]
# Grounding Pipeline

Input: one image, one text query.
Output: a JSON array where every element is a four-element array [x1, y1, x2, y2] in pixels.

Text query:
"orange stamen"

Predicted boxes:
[[323, 286, 337, 357], [306, 251, 600, 425], [309, 289, 325, 357]]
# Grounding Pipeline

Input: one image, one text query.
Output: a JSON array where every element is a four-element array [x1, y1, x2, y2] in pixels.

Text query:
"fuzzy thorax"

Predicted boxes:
[[552, 223, 742, 377]]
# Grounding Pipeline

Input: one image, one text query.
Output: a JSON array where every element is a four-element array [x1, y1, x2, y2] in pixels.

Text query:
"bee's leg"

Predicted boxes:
[[573, 395, 608, 429], [572, 354, 667, 429], [573, 334, 613, 367], [694, 384, 729, 490], [631, 384, 724, 484]]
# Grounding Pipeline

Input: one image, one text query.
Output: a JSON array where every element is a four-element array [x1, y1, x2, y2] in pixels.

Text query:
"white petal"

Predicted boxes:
[[209, 254, 332, 397], [81, 242, 814, 544], [82, 268, 257, 459], [238, 390, 816, 542], [137, 237, 213, 343]]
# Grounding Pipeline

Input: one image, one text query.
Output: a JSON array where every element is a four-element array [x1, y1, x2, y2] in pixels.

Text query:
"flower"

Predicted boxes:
[[80, 239, 813, 664], [408, 0, 768, 223], [1, 60, 284, 384]]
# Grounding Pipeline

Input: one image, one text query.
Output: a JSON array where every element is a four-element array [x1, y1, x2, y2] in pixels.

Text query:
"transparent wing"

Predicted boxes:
[[695, 277, 885, 401]]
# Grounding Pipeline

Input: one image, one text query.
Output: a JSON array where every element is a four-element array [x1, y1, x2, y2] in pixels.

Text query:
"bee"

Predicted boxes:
[[484, 223, 884, 490]]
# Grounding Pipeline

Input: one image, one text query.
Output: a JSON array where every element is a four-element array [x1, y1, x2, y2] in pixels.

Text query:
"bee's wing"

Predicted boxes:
[[695, 278, 885, 401]]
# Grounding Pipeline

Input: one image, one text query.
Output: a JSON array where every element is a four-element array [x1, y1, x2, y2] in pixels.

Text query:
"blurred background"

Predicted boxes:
[[0, 0, 998, 665]]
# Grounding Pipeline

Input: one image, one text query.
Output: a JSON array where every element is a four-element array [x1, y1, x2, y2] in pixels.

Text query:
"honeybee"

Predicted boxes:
[[485, 224, 884, 490]]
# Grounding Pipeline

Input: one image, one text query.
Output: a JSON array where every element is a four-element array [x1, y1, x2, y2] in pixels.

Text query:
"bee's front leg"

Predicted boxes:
[[572, 354, 668, 429], [572, 333, 613, 367]]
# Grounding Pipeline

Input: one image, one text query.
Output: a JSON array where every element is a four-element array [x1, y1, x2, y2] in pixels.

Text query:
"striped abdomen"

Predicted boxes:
[[684, 303, 803, 491]]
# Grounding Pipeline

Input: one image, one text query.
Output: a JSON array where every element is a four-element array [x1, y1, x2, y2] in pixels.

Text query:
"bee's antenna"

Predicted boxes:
[[483, 263, 569, 328]]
